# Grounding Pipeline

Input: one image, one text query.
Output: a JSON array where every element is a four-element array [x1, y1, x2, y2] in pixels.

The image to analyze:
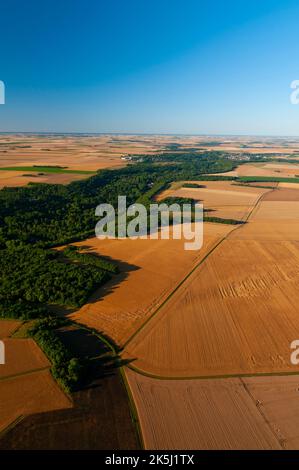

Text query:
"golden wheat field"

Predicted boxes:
[[126, 192, 299, 377], [279, 182, 299, 189], [2, 134, 299, 188], [213, 162, 299, 178], [0, 339, 50, 379], [0, 134, 165, 188], [70, 223, 233, 345], [206, 205, 252, 221], [125, 369, 297, 450], [0, 320, 21, 339], [126, 236, 299, 377], [157, 180, 268, 203], [0, 370, 72, 433], [156, 180, 269, 220], [0, 170, 95, 188], [250, 201, 299, 220], [229, 197, 299, 240], [2, 134, 299, 449], [263, 188, 299, 201]]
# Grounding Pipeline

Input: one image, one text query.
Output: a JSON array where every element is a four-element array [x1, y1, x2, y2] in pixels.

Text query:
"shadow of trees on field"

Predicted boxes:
[[56, 325, 133, 390], [69, 245, 141, 309]]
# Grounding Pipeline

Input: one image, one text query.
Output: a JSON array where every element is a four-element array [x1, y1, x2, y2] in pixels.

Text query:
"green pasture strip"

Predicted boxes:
[[237, 176, 299, 183], [0, 166, 95, 174]]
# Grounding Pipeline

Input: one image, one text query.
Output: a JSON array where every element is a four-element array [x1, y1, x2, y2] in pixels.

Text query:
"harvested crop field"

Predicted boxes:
[[250, 201, 299, 220], [236, 163, 299, 178], [0, 323, 139, 449], [244, 375, 299, 449], [279, 182, 299, 189], [126, 238, 299, 377], [70, 223, 233, 345], [0, 339, 50, 379], [0, 320, 21, 338], [125, 369, 294, 449], [156, 180, 269, 220], [0, 133, 197, 189], [263, 188, 299, 201], [0, 170, 93, 188], [214, 162, 299, 179], [0, 370, 139, 450], [229, 198, 299, 240], [206, 205, 252, 221], [265, 163, 299, 171], [0, 370, 72, 433], [157, 180, 268, 205], [229, 220, 299, 241]]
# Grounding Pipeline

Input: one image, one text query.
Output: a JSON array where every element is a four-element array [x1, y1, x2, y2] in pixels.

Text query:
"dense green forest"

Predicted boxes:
[[62, 245, 119, 274], [0, 153, 237, 247], [0, 151, 239, 321], [0, 150, 267, 390], [0, 244, 113, 318]]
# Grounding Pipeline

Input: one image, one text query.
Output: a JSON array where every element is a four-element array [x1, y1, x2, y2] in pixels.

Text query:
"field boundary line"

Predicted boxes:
[[123, 235, 228, 348], [0, 366, 50, 382], [120, 368, 145, 450], [239, 377, 285, 449], [225, 185, 277, 238], [0, 415, 25, 439], [125, 363, 299, 381], [69, 319, 144, 450], [123, 186, 273, 349]]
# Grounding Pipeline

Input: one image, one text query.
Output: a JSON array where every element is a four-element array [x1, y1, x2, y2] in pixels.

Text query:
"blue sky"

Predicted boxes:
[[1, 0, 299, 134]]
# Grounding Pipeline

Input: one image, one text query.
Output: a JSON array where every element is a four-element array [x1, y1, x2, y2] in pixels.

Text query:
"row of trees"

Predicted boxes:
[[28, 317, 84, 392]]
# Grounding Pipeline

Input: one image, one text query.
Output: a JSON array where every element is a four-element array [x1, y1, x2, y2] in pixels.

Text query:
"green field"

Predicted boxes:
[[0, 166, 95, 174]]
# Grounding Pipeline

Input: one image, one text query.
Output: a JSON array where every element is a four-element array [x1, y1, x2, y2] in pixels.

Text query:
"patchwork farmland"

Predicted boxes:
[[70, 223, 233, 345], [126, 370, 299, 450], [0, 320, 72, 434], [1, 135, 299, 450], [122, 174, 299, 449]]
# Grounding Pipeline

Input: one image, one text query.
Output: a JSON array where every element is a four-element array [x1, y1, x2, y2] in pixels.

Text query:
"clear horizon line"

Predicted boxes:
[[1, 131, 299, 139]]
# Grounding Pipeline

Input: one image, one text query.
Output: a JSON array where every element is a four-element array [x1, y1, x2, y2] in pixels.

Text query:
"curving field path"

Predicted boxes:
[[122, 183, 299, 449]]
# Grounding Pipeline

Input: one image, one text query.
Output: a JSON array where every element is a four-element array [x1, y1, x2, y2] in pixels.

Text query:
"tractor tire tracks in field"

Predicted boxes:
[[122, 185, 299, 449]]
